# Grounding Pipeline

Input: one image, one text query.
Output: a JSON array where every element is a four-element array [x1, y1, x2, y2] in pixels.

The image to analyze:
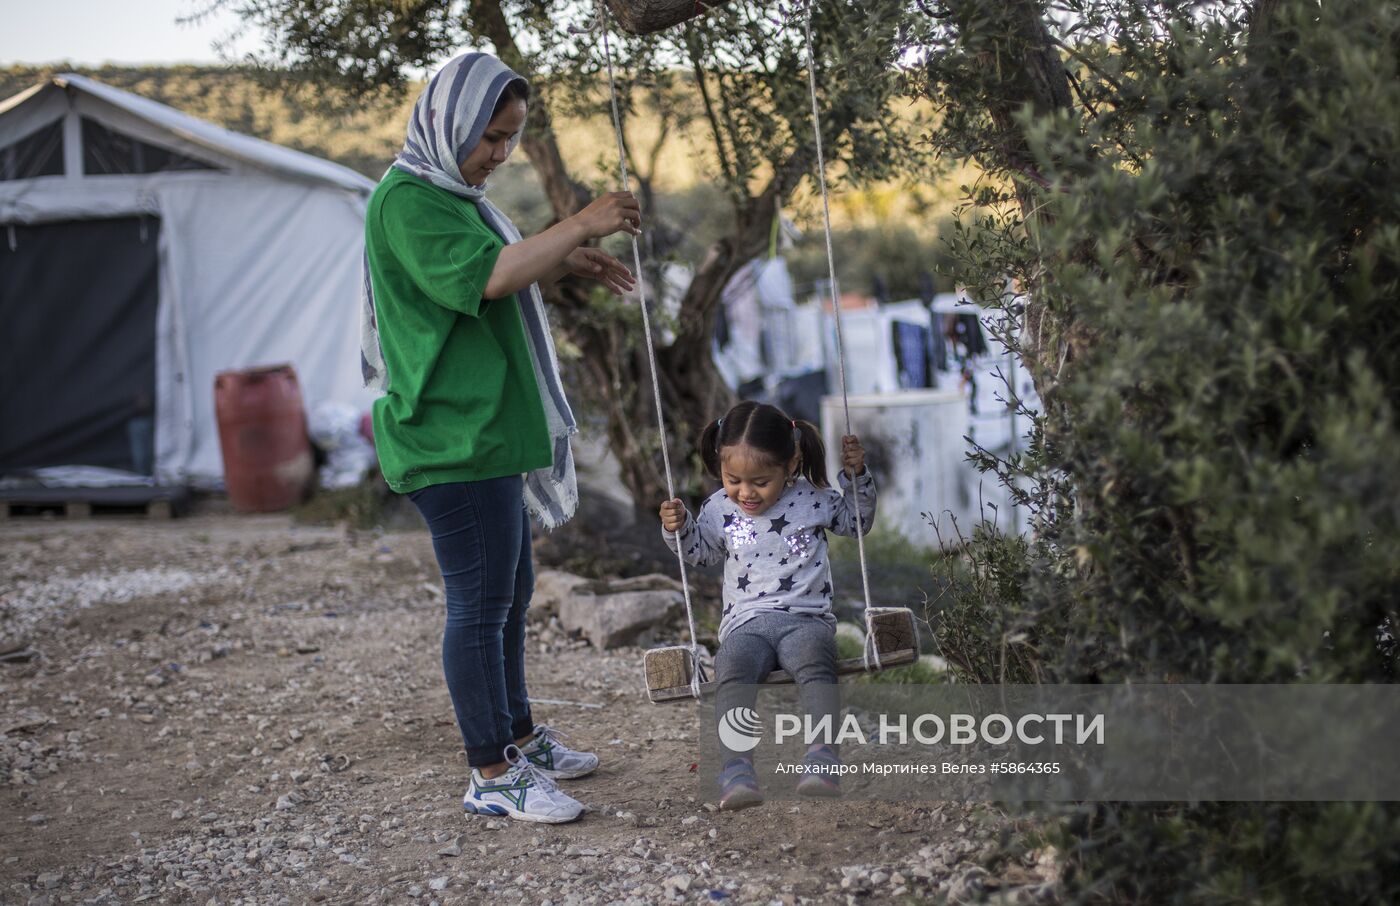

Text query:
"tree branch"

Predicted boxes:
[[465, 0, 590, 217]]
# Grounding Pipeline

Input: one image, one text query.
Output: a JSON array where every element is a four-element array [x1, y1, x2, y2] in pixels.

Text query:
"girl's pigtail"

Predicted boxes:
[[795, 419, 829, 488], [699, 419, 723, 479]]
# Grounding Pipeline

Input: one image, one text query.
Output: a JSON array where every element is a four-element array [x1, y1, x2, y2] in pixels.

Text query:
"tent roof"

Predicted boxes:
[[0, 73, 375, 195]]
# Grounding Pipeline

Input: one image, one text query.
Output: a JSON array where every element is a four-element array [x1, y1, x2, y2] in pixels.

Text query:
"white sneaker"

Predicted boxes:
[[462, 745, 584, 824], [519, 724, 600, 780]]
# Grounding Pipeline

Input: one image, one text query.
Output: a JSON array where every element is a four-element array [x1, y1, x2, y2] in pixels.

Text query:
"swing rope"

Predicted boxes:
[[595, 2, 706, 701], [801, 0, 882, 672], [594, 0, 882, 697]]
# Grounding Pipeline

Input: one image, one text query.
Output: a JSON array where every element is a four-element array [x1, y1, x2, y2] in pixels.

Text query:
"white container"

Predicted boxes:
[[820, 389, 972, 548]]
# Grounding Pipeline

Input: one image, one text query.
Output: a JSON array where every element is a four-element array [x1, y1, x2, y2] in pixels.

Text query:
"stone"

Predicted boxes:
[[834, 622, 866, 651], [557, 580, 684, 650], [428, 877, 448, 892], [531, 570, 592, 620]]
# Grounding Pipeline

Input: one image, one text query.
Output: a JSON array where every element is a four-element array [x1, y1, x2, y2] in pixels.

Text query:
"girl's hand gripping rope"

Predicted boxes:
[[840, 434, 866, 478], [659, 498, 687, 533]]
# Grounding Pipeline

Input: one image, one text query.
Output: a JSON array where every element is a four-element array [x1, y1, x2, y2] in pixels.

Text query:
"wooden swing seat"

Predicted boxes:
[[644, 607, 918, 703]]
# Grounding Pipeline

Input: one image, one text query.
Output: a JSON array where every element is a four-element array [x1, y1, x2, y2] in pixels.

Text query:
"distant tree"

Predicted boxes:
[[210, 0, 929, 514]]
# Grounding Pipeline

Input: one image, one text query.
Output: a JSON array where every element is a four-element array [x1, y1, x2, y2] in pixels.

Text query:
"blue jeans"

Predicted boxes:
[[409, 476, 534, 768]]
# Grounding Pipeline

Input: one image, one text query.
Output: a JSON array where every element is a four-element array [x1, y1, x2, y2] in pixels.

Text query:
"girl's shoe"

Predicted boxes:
[[520, 724, 600, 779], [795, 744, 842, 798], [718, 756, 764, 810], [463, 745, 584, 824]]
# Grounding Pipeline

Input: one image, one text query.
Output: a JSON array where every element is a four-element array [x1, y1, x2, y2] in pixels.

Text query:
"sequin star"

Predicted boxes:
[[777, 575, 796, 592], [724, 514, 758, 547], [737, 574, 751, 591], [785, 532, 814, 558], [767, 515, 790, 535]]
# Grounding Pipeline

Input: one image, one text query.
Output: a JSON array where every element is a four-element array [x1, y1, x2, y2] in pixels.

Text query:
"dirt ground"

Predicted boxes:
[[1, 510, 1055, 905]]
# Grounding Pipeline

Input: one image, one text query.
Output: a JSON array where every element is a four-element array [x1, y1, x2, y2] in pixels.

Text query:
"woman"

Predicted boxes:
[[361, 52, 640, 824]]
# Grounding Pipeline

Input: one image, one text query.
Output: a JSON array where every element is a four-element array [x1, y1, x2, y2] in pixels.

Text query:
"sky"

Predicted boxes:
[[0, 0, 261, 66]]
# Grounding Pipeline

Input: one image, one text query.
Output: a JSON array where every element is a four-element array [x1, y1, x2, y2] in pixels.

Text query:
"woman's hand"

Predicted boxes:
[[659, 498, 687, 533], [572, 191, 642, 240], [841, 435, 866, 477], [562, 247, 636, 296], [485, 193, 639, 299]]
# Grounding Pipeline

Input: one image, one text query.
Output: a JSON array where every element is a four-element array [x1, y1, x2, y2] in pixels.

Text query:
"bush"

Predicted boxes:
[[923, 0, 1400, 900]]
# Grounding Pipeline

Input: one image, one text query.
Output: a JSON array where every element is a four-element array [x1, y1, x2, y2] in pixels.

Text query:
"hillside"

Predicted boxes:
[[0, 64, 963, 296]]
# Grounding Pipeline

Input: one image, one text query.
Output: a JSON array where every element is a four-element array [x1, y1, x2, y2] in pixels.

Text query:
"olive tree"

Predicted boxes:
[[214, 0, 929, 514]]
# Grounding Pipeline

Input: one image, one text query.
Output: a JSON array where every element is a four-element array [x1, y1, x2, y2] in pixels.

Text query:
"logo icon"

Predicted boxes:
[[717, 706, 762, 752]]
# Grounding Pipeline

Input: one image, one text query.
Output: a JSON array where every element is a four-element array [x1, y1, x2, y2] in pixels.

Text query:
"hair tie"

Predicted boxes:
[[715, 416, 725, 453]]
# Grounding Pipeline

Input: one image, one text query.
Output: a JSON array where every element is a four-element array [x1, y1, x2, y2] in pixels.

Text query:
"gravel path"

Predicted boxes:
[[1, 513, 1056, 905]]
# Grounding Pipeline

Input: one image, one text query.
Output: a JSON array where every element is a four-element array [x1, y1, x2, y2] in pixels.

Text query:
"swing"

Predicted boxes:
[[589, 1, 920, 703]]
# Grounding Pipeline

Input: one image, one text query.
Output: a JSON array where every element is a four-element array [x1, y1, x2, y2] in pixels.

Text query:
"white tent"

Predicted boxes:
[[0, 74, 376, 488]]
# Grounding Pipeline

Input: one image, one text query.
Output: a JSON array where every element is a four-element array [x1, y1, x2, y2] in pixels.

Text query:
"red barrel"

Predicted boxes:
[[214, 364, 313, 512]]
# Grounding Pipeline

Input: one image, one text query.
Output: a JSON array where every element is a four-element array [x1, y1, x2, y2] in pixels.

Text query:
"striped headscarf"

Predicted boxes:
[[360, 52, 578, 529]]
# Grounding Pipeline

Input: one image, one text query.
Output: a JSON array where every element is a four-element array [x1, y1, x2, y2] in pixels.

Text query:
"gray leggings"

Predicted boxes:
[[714, 612, 839, 758]]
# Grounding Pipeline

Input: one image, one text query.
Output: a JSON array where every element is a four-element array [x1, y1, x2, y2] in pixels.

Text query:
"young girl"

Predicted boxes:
[[660, 400, 876, 809]]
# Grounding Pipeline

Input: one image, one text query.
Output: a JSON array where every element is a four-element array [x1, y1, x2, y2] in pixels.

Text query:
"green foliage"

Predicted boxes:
[[913, 0, 1400, 900], [291, 476, 416, 530], [786, 220, 957, 299], [828, 528, 938, 616]]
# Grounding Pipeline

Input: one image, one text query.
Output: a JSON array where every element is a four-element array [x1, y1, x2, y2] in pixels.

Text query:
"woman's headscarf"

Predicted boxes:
[[360, 52, 578, 529]]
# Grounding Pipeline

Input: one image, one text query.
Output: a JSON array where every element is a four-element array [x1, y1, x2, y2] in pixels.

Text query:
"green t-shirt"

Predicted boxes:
[[365, 168, 551, 493]]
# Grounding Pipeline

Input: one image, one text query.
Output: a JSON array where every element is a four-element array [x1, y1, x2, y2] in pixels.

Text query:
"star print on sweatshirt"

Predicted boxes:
[[662, 469, 876, 642]]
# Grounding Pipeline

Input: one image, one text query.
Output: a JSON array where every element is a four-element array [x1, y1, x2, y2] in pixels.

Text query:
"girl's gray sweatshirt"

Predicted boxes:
[[663, 470, 876, 642]]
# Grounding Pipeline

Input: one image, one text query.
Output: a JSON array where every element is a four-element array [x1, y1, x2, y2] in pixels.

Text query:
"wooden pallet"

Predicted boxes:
[[0, 485, 189, 520], [644, 607, 920, 703]]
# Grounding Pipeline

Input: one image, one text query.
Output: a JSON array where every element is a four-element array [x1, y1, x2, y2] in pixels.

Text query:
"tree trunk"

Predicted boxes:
[[938, 0, 1077, 394], [466, 0, 738, 519]]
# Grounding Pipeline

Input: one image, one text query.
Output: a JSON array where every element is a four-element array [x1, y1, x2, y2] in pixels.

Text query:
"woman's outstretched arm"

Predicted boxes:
[[483, 191, 642, 299]]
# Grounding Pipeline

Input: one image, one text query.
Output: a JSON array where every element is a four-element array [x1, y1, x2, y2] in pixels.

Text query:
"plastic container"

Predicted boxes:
[[213, 364, 313, 512]]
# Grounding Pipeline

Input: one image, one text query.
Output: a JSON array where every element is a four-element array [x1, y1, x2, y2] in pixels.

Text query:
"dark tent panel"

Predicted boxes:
[[81, 117, 217, 176], [0, 120, 64, 180], [0, 216, 159, 474]]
